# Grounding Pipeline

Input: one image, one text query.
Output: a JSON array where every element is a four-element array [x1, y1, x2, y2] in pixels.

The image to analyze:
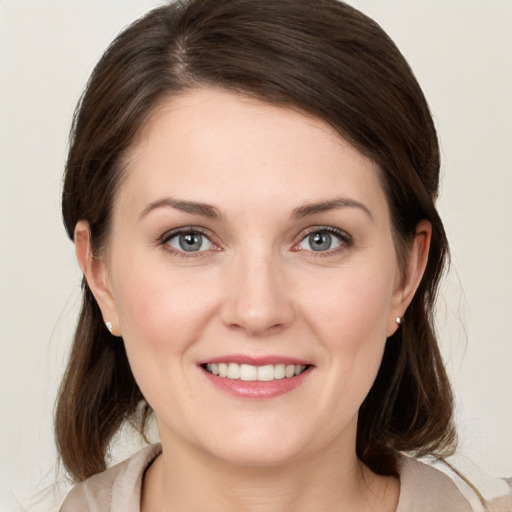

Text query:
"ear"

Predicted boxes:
[[387, 219, 432, 336], [74, 220, 121, 336]]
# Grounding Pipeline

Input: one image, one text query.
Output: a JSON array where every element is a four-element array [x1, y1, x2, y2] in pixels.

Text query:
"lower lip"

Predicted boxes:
[[201, 367, 312, 399]]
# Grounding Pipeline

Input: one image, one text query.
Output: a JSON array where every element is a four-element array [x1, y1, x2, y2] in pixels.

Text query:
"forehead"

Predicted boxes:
[[118, 88, 387, 220]]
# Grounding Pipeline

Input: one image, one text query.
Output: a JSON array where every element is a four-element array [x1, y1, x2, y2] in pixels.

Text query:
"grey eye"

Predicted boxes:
[[298, 231, 342, 252], [168, 232, 213, 252], [309, 232, 332, 251]]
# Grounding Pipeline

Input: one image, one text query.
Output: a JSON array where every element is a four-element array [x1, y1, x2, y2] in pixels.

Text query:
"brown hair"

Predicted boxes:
[[57, 0, 455, 482]]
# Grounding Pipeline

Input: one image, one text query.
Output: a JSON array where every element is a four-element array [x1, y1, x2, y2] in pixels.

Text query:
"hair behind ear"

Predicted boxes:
[[357, 270, 456, 476], [54, 284, 147, 481]]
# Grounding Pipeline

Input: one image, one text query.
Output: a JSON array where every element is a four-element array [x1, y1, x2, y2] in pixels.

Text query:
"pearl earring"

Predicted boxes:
[[395, 317, 402, 326], [106, 321, 113, 333]]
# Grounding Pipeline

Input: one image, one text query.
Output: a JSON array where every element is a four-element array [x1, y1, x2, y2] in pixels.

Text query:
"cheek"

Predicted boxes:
[[111, 262, 217, 357], [303, 262, 395, 345], [110, 263, 221, 415], [304, 269, 394, 417], [299, 255, 396, 392]]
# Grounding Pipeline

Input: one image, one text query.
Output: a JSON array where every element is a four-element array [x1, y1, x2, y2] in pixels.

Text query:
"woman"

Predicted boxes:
[[56, 0, 507, 510]]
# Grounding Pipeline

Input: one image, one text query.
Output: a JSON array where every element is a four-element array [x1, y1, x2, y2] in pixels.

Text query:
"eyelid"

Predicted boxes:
[[157, 225, 351, 256], [293, 226, 353, 253], [159, 226, 221, 255], [160, 226, 210, 244]]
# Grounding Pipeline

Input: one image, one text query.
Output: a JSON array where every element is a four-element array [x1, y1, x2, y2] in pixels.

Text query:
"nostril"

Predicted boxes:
[[227, 322, 245, 332], [227, 320, 287, 337]]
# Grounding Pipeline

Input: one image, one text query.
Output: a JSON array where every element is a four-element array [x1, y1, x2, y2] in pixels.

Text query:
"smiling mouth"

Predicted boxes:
[[203, 362, 309, 382]]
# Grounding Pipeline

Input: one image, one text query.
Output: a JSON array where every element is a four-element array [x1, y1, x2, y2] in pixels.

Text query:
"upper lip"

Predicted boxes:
[[197, 354, 312, 366]]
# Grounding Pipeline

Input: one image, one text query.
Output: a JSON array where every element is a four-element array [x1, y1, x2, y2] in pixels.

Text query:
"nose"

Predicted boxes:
[[220, 250, 295, 337]]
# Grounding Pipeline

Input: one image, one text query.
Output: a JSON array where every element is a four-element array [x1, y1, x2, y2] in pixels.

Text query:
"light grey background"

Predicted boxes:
[[1, 1, 511, 510]]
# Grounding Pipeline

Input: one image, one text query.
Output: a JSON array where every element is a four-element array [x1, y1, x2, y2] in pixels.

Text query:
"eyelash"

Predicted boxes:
[[293, 226, 353, 256], [159, 227, 218, 258], [158, 226, 353, 258]]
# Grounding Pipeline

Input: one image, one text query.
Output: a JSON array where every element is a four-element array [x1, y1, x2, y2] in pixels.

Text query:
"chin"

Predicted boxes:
[[192, 421, 323, 468], [209, 441, 304, 468]]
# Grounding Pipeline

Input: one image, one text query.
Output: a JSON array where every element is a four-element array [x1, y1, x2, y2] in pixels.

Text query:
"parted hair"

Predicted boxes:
[[57, 0, 456, 482]]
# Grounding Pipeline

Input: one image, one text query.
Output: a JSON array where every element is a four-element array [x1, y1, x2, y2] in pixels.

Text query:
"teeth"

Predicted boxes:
[[227, 363, 240, 379], [218, 363, 228, 377], [274, 364, 285, 380], [205, 362, 307, 381], [258, 364, 274, 382], [240, 364, 258, 381]]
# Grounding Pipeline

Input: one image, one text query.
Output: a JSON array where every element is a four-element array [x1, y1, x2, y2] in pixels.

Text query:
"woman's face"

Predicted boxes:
[[87, 88, 426, 466]]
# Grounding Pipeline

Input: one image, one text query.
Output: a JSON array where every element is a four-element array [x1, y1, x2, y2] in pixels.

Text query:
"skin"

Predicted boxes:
[[76, 88, 431, 511]]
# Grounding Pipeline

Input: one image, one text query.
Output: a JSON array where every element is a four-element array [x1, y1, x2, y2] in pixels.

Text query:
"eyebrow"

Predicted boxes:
[[139, 198, 223, 220], [291, 197, 373, 221], [140, 196, 372, 222]]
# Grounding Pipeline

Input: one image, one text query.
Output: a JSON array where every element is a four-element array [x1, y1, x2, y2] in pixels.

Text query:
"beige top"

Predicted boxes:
[[60, 444, 507, 511]]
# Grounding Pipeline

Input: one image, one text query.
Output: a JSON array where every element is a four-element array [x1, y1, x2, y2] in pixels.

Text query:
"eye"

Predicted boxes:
[[296, 228, 350, 253], [166, 230, 214, 253]]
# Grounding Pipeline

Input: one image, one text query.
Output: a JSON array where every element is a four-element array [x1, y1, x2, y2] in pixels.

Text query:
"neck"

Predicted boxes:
[[142, 432, 399, 512]]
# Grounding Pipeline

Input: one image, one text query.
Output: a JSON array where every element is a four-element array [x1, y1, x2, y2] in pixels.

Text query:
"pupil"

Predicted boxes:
[[310, 232, 331, 251], [179, 233, 202, 251]]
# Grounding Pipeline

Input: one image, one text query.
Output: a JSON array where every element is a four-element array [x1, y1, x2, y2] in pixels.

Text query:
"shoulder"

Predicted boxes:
[[397, 456, 473, 512], [397, 456, 512, 512], [59, 443, 162, 512]]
